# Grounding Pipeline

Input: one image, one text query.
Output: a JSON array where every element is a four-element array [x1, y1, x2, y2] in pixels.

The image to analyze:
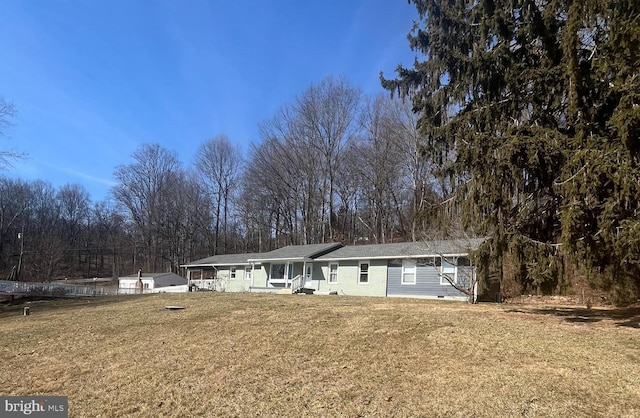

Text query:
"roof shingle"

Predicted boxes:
[[247, 242, 343, 261], [315, 239, 485, 260]]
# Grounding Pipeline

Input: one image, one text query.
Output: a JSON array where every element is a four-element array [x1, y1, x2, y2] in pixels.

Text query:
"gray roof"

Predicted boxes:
[[247, 242, 343, 262], [315, 238, 486, 261], [182, 252, 264, 267], [181, 239, 484, 267], [181, 243, 342, 267]]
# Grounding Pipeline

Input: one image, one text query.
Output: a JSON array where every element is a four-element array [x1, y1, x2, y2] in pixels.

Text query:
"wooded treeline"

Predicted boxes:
[[0, 80, 447, 282]]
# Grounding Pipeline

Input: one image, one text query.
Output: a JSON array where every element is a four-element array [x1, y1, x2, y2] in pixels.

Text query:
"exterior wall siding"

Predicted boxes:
[[223, 266, 250, 292], [386, 265, 468, 299], [315, 260, 386, 297], [457, 266, 473, 289], [292, 263, 303, 278], [153, 284, 188, 293], [118, 278, 154, 290], [252, 264, 268, 287]]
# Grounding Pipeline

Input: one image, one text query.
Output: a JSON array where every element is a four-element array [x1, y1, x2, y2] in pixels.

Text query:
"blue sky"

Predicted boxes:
[[0, 0, 418, 202]]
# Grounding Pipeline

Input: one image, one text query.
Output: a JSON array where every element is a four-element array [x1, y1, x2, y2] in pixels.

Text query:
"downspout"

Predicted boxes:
[[385, 260, 388, 297]]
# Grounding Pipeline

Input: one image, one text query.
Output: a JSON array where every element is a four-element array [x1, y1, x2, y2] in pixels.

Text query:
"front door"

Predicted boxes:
[[304, 263, 313, 287]]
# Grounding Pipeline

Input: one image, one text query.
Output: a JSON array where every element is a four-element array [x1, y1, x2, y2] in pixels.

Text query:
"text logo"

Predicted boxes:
[[0, 396, 67, 417]]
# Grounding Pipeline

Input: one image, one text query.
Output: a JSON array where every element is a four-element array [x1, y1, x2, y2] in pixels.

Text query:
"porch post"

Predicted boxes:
[[302, 261, 306, 288], [251, 263, 255, 288], [285, 263, 290, 288]]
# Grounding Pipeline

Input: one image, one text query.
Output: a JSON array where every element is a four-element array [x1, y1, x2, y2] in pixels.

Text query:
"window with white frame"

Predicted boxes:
[[359, 261, 369, 284], [270, 264, 285, 280], [230, 266, 236, 279], [244, 266, 252, 281], [402, 260, 416, 284], [440, 258, 456, 285], [328, 263, 338, 283]]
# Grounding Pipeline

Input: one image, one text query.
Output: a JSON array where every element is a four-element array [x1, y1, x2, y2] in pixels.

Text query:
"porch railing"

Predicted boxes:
[[290, 275, 304, 294]]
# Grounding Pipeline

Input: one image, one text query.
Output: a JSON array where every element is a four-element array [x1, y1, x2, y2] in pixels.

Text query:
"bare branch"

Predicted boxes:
[[0, 96, 26, 170]]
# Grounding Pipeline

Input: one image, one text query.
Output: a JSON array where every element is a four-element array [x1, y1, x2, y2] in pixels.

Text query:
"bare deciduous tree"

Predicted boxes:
[[91, 199, 129, 278], [0, 178, 31, 278], [295, 76, 362, 241], [25, 181, 63, 281], [0, 96, 25, 169], [113, 144, 182, 272], [420, 233, 485, 304], [353, 95, 410, 243], [195, 135, 242, 254], [241, 77, 363, 246]]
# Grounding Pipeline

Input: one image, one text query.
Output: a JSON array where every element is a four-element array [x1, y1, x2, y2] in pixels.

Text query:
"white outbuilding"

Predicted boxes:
[[118, 272, 188, 294]]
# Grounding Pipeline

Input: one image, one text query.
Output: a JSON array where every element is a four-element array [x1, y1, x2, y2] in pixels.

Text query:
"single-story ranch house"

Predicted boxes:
[[182, 239, 484, 301]]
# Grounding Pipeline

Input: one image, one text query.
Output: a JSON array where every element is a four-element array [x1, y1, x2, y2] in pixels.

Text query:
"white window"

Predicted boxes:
[[230, 267, 236, 280], [244, 266, 252, 281], [328, 263, 338, 283], [440, 258, 456, 285], [402, 260, 416, 284], [359, 261, 369, 284]]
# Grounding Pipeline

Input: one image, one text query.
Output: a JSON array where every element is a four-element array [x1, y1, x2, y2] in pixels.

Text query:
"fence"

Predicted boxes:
[[0, 280, 113, 297]]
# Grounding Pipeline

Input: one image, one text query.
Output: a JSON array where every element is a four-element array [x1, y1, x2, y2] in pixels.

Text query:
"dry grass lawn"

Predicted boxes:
[[1, 293, 639, 417]]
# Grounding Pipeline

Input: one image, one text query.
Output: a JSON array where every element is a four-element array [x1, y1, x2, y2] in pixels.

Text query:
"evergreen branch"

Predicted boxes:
[[523, 236, 563, 248], [588, 44, 597, 61], [553, 163, 587, 186], [466, 96, 512, 114], [436, 178, 471, 207]]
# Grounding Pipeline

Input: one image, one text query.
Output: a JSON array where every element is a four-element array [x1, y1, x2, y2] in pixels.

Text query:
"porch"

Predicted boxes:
[[261, 261, 314, 290]]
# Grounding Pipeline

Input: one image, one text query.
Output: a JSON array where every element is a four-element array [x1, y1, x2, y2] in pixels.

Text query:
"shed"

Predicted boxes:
[[118, 272, 188, 294]]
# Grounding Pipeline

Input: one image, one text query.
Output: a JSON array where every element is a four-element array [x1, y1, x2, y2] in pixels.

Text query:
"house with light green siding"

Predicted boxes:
[[315, 239, 484, 301], [302, 258, 388, 297], [182, 239, 484, 300], [182, 243, 342, 293], [182, 252, 265, 292]]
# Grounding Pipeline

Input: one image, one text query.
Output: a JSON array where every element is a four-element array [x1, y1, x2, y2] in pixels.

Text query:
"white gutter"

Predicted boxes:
[[181, 262, 261, 268], [316, 253, 473, 262], [247, 257, 311, 263]]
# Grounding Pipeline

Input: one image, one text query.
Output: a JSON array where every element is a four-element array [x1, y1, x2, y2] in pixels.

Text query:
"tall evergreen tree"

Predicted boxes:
[[559, 0, 640, 303], [382, 0, 640, 303]]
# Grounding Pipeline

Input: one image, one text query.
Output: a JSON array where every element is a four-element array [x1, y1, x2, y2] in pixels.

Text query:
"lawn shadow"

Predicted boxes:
[[506, 305, 640, 329]]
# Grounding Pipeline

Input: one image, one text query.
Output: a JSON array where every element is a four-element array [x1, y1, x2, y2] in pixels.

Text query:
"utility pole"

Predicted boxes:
[[16, 225, 24, 281]]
